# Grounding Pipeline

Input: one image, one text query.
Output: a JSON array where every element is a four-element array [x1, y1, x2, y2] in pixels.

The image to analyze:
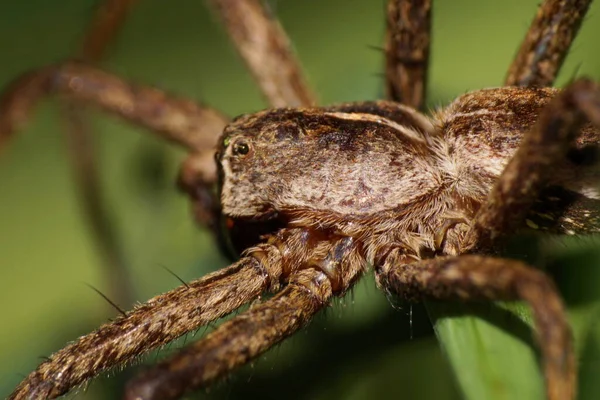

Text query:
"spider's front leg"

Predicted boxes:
[[9, 228, 322, 400], [123, 233, 365, 400], [375, 253, 573, 400], [0, 62, 228, 154], [125, 268, 331, 400]]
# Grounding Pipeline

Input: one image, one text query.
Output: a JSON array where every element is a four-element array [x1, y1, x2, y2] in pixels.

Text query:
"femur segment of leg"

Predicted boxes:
[[0, 62, 228, 153], [124, 232, 365, 400], [60, 101, 137, 307], [8, 228, 364, 400], [78, 0, 139, 63], [376, 253, 574, 400], [208, 0, 316, 108], [385, 0, 431, 110], [51, 0, 141, 310], [463, 79, 600, 251], [8, 257, 270, 400], [505, 0, 592, 87], [124, 269, 331, 400], [0, 62, 230, 227]]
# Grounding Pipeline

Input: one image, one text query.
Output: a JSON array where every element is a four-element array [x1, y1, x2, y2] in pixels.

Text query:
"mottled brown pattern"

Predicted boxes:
[[2, 1, 599, 400], [529, 186, 600, 234], [505, 0, 592, 87], [218, 106, 436, 220], [9, 258, 271, 399], [464, 80, 600, 251], [385, 0, 431, 110]]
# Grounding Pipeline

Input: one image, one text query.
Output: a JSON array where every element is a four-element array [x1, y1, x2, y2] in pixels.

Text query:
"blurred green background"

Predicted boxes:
[[1, 0, 600, 399]]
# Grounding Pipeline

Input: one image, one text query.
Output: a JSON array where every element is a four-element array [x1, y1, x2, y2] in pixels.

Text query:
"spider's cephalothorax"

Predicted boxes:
[[219, 89, 599, 264], [2, 0, 600, 400]]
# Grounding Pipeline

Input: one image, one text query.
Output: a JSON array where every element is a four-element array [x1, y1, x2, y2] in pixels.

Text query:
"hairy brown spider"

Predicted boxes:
[[2, 0, 600, 399]]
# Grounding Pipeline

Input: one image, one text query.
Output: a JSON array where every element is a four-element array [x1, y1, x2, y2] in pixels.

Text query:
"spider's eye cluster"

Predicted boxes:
[[222, 136, 251, 157], [232, 140, 250, 156]]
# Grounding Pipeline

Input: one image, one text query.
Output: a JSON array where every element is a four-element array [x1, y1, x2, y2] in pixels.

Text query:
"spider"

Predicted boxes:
[[2, 0, 600, 399]]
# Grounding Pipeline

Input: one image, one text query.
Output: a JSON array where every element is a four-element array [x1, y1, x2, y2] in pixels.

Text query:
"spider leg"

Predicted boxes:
[[463, 78, 600, 251], [123, 268, 331, 400], [505, 0, 592, 87], [0, 62, 228, 230], [123, 233, 364, 400], [7, 235, 296, 400], [385, 0, 431, 110], [529, 186, 600, 235], [60, 105, 140, 307], [78, 0, 139, 63], [375, 253, 574, 400], [59, 0, 140, 308], [0, 62, 228, 153], [208, 0, 316, 107]]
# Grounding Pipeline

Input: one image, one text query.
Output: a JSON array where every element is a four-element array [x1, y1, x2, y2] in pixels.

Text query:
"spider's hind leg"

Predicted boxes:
[[375, 253, 574, 400], [122, 232, 365, 400]]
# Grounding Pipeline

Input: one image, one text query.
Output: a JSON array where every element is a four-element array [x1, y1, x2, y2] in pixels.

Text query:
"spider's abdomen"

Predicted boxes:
[[441, 87, 556, 179], [438, 86, 600, 200]]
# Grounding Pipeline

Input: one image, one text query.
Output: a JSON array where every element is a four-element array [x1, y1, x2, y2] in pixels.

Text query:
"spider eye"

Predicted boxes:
[[232, 141, 250, 156]]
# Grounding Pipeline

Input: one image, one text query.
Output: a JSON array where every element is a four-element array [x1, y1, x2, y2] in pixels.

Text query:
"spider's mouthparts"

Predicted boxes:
[[219, 214, 287, 258]]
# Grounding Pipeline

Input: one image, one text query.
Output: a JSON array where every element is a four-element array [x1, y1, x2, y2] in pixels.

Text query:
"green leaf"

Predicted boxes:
[[428, 301, 543, 400], [428, 236, 600, 400]]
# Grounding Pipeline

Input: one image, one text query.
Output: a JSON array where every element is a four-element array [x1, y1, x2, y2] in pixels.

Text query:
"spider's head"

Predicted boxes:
[[215, 108, 309, 221], [214, 109, 305, 254], [216, 121, 273, 221]]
